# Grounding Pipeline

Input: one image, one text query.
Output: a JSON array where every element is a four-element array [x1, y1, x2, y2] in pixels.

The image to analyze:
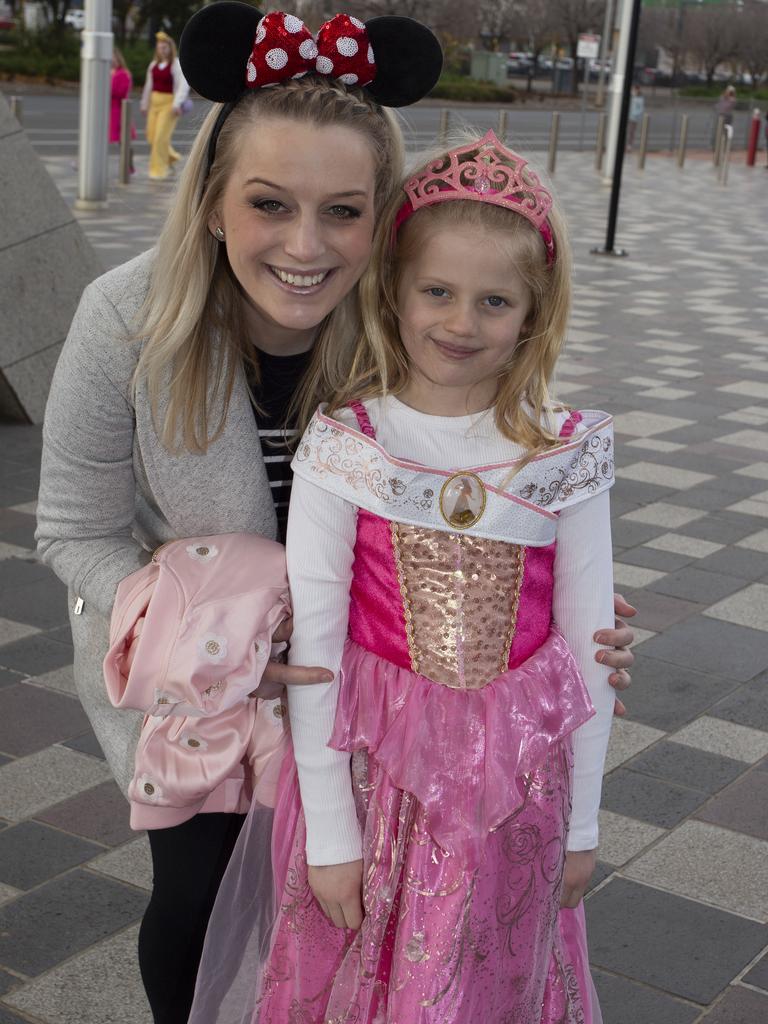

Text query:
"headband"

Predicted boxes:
[[179, 3, 443, 176], [393, 130, 557, 268]]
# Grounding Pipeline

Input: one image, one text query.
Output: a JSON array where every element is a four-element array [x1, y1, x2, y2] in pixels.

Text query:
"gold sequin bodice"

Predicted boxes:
[[391, 523, 525, 689]]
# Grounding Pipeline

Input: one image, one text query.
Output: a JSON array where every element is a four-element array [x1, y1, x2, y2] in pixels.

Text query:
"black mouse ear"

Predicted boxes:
[[364, 17, 443, 108], [179, 1, 264, 103]]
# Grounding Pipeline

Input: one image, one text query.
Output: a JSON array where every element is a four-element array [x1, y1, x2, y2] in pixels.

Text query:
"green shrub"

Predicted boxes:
[[429, 73, 521, 104], [0, 28, 153, 85], [680, 84, 768, 102]]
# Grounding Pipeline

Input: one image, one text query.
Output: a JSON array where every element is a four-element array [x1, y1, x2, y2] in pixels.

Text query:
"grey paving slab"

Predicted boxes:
[[0, 669, 23, 691], [696, 985, 768, 1022], [0, 969, 18, 997], [694, 770, 768, 842], [0, 821, 103, 890], [694, 545, 768, 581], [0, 869, 147, 976], [620, 656, 737, 732], [680, 514, 768, 545], [0, 746, 111, 822], [0, 578, 70, 631], [601, 768, 708, 829], [636, 616, 768, 682], [616, 544, 695, 573], [646, 567, 747, 604], [0, 557, 53, 588], [625, 740, 748, 795], [710, 678, 768, 731], [0, 684, 89, 757], [742, 951, 768, 992], [0, 1006, 32, 1024], [591, 970, 700, 1024], [36, 781, 132, 847], [586, 878, 768, 1003], [0, 632, 74, 677], [60, 730, 106, 760], [624, 820, 768, 922], [618, 588, 703, 632], [2, 924, 152, 1024]]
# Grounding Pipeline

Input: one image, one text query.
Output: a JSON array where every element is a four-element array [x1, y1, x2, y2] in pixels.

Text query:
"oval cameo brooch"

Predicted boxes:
[[439, 472, 487, 530]]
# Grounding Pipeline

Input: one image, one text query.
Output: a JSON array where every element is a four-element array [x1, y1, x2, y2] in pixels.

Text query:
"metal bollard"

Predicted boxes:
[[548, 112, 560, 175], [438, 109, 451, 144], [676, 114, 689, 169], [638, 112, 650, 170], [595, 112, 606, 172], [719, 124, 734, 185], [713, 114, 725, 166], [9, 95, 22, 124], [497, 109, 508, 143], [118, 99, 133, 185]]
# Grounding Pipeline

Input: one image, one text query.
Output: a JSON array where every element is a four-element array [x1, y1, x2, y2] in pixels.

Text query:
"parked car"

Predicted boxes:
[[507, 51, 533, 75], [64, 8, 85, 30]]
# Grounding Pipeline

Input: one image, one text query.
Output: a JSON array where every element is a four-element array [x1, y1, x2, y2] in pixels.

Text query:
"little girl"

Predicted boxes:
[[199, 131, 615, 1023]]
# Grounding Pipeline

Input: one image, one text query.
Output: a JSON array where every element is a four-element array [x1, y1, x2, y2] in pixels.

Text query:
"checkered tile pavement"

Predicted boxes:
[[1, 146, 767, 1023]]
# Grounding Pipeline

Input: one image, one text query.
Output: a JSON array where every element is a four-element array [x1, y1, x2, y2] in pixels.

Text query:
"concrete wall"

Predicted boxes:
[[0, 94, 102, 423]]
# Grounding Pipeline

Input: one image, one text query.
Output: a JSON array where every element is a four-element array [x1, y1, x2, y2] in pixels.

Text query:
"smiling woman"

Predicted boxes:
[[34, 4, 442, 1022]]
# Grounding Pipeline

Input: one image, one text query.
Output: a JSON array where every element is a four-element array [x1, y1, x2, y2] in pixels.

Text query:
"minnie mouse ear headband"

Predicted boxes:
[[393, 130, 557, 268], [179, 2, 443, 176]]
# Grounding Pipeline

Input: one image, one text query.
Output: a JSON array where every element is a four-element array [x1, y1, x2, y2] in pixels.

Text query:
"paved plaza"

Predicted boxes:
[[1, 130, 768, 1024]]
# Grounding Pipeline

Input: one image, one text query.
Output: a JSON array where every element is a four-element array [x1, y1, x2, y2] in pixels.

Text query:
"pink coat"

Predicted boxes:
[[104, 533, 291, 829], [110, 67, 137, 143]]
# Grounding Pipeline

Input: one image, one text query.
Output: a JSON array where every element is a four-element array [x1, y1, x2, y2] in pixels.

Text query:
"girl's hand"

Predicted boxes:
[[249, 617, 334, 699], [594, 593, 637, 717], [308, 860, 364, 930], [561, 849, 597, 908]]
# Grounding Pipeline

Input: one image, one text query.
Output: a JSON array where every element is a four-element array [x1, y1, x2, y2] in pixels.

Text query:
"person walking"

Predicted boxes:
[[627, 84, 644, 150], [140, 31, 189, 180], [110, 47, 136, 174]]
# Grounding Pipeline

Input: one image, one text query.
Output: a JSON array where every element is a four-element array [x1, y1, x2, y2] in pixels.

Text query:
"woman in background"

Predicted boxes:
[[140, 31, 189, 180], [110, 47, 136, 174]]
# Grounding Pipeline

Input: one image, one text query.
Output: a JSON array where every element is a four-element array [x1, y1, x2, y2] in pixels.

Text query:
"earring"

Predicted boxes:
[[214, 226, 225, 241]]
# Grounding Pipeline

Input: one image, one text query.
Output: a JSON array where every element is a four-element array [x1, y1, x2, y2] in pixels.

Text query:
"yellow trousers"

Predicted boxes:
[[146, 92, 180, 180]]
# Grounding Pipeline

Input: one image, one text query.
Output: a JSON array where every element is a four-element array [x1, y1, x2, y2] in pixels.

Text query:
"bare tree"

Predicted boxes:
[[686, 3, 738, 86], [475, 0, 518, 51], [733, 0, 768, 86], [508, 0, 558, 91], [549, 0, 606, 93]]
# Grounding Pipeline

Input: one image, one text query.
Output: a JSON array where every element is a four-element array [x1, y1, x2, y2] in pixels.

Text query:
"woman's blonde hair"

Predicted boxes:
[[329, 133, 573, 460], [135, 77, 405, 452], [154, 32, 177, 62]]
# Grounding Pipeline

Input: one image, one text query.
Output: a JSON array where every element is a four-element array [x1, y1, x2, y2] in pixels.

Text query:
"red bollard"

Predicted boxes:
[[747, 108, 761, 166]]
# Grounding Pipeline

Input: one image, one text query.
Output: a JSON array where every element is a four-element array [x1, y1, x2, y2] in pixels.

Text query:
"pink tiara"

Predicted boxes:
[[394, 130, 556, 266]]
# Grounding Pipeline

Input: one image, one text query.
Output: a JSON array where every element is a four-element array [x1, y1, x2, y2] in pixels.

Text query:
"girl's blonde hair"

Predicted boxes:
[[329, 133, 572, 460], [135, 77, 405, 452], [112, 46, 128, 71]]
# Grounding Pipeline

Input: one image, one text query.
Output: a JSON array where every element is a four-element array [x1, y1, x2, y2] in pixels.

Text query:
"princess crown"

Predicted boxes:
[[396, 130, 556, 265]]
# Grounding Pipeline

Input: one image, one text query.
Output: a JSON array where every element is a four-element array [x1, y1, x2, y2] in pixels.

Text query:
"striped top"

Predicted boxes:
[[250, 347, 313, 543]]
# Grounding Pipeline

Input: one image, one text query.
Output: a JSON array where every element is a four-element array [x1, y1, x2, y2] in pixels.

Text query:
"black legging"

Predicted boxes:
[[138, 812, 246, 1024]]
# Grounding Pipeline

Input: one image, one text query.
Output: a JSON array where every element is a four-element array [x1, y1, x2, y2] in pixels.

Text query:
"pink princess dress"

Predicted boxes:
[[191, 400, 614, 1024]]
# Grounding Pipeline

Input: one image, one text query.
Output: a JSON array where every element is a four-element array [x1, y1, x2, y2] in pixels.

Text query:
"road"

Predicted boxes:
[[3, 92, 755, 157]]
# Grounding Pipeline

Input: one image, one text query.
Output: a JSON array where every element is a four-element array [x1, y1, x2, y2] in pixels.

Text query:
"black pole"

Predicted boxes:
[[592, 0, 644, 257]]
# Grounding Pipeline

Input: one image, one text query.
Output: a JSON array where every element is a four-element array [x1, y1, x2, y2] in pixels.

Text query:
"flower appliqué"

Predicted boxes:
[[186, 543, 219, 562], [136, 774, 163, 802], [179, 732, 208, 752], [198, 634, 228, 662]]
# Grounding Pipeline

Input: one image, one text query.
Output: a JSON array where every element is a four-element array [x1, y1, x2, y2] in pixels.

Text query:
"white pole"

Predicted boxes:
[[595, 0, 615, 107], [602, 0, 632, 185], [76, 0, 113, 208]]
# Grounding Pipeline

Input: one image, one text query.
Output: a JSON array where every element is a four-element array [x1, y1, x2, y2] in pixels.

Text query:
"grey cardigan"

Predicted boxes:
[[36, 251, 278, 795]]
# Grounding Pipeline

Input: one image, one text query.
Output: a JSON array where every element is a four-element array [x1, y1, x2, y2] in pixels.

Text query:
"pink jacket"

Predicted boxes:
[[104, 533, 291, 829]]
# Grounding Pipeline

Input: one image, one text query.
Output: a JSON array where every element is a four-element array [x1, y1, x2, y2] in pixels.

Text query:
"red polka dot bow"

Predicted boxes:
[[246, 11, 377, 90]]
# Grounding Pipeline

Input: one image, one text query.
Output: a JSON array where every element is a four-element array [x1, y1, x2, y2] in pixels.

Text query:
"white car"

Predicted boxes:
[[64, 8, 85, 30]]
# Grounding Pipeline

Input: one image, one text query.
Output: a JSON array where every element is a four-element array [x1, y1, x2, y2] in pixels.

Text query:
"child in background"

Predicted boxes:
[[628, 84, 644, 150]]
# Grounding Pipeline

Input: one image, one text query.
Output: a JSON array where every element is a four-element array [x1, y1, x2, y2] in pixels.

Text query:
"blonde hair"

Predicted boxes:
[[154, 33, 177, 62], [112, 46, 128, 71], [135, 77, 405, 452], [329, 134, 573, 460]]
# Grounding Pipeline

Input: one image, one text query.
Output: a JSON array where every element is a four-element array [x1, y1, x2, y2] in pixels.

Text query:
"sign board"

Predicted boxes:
[[577, 34, 601, 59]]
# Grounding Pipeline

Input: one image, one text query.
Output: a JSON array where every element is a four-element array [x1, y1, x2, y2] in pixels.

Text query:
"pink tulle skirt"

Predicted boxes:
[[190, 630, 602, 1023]]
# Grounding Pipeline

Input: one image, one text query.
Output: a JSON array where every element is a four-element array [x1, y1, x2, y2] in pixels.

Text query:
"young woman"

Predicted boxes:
[[140, 31, 188, 180], [36, 6, 634, 1021]]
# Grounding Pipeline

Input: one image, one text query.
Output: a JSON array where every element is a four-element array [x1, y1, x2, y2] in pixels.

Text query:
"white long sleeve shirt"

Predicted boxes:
[[286, 397, 615, 866]]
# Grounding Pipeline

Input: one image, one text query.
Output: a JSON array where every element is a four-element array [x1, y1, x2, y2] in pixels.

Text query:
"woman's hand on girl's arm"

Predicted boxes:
[[308, 860, 364, 930], [594, 593, 637, 717], [248, 617, 334, 699], [561, 849, 597, 908]]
